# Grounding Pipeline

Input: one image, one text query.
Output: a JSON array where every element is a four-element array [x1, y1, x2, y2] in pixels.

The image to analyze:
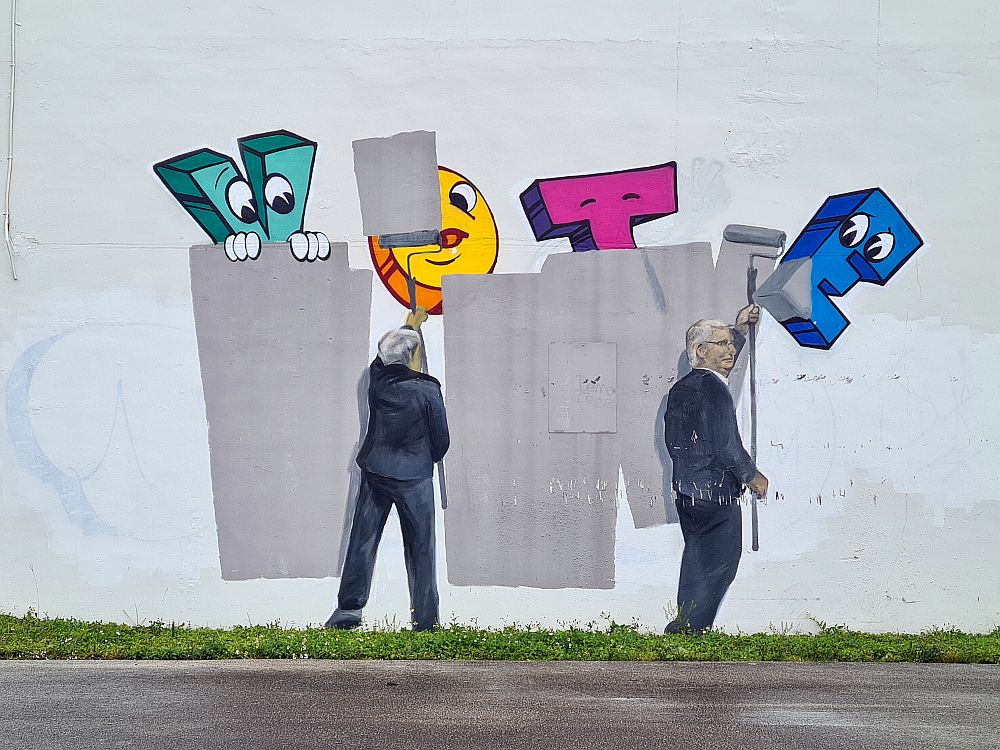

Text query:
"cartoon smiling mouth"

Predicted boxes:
[[438, 228, 469, 249]]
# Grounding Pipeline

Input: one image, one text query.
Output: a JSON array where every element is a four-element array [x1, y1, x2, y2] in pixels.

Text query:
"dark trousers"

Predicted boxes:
[[669, 493, 743, 631], [337, 471, 439, 629]]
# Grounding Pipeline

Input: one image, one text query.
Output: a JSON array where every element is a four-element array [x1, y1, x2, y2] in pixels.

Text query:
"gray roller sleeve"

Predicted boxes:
[[723, 224, 787, 249], [378, 230, 442, 248]]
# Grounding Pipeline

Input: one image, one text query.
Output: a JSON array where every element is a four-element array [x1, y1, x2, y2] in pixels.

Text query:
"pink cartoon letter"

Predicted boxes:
[[520, 163, 678, 251]]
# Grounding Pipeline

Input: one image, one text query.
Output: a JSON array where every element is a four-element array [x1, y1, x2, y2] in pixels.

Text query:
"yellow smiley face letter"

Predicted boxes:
[[369, 166, 499, 314]]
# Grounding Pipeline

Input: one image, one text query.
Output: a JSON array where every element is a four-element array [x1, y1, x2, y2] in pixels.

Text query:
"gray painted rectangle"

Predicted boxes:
[[548, 342, 617, 434], [352, 130, 441, 236], [189, 243, 372, 580]]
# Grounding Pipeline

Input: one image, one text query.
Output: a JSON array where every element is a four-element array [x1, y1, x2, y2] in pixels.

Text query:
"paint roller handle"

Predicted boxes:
[[747, 264, 761, 552]]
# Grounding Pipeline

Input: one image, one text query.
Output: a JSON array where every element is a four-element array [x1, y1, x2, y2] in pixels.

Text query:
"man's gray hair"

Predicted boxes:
[[378, 327, 421, 366], [686, 319, 732, 365]]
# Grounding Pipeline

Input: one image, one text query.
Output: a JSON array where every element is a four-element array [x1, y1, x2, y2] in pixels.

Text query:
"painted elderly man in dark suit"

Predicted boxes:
[[326, 307, 449, 632], [663, 305, 768, 634]]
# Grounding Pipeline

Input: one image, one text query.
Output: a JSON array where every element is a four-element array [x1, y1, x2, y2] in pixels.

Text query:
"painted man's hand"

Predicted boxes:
[[734, 304, 761, 336], [747, 472, 769, 498], [405, 307, 429, 330]]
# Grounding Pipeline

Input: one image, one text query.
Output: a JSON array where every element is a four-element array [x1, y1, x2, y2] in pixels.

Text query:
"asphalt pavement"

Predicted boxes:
[[2, 660, 999, 749]]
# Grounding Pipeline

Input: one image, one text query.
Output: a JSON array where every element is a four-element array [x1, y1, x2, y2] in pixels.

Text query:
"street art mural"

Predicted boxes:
[[520, 162, 678, 251], [3, 123, 933, 631], [146, 130, 927, 624], [154, 129, 330, 262], [5, 1, 995, 644], [754, 188, 924, 349], [369, 166, 499, 314]]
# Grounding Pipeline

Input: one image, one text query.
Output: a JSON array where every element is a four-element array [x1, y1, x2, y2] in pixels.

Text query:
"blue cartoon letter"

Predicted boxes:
[[755, 188, 923, 349]]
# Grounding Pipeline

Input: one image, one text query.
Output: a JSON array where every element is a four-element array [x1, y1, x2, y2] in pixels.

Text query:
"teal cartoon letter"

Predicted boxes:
[[154, 130, 330, 262]]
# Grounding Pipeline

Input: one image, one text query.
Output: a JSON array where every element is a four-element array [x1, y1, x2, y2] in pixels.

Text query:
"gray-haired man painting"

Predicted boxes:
[[326, 307, 449, 631], [663, 304, 768, 634]]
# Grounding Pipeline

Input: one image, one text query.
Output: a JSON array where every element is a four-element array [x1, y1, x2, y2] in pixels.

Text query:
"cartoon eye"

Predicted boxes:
[[448, 181, 477, 215], [226, 178, 258, 224], [264, 174, 295, 215], [863, 231, 895, 262], [839, 213, 870, 248]]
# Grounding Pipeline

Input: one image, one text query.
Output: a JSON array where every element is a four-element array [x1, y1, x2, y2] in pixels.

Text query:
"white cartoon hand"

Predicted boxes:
[[224, 232, 262, 262], [289, 231, 331, 263]]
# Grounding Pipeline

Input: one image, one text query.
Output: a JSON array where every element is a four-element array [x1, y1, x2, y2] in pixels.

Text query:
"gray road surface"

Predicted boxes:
[[2, 661, 999, 749]]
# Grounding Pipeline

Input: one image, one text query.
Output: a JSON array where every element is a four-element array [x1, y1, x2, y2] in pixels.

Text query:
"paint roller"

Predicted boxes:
[[721, 224, 786, 552], [352, 130, 449, 509]]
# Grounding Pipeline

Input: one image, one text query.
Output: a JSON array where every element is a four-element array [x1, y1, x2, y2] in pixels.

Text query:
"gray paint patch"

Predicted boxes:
[[442, 243, 750, 588], [352, 130, 441, 237], [189, 244, 372, 580]]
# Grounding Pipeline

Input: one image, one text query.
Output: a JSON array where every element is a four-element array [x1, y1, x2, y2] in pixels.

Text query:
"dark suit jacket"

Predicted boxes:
[[355, 356, 450, 481], [664, 367, 757, 502]]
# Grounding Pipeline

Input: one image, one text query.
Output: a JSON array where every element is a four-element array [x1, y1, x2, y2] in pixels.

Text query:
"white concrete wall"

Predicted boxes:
[[1, 0, 997, 631]]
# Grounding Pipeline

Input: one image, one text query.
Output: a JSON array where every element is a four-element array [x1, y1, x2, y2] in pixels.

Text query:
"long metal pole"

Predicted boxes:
[[747, 262, 760, 552]]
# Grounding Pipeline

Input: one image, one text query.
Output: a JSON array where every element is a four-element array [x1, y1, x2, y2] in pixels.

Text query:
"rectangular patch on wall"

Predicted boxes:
[[548, 342, 617, 433]]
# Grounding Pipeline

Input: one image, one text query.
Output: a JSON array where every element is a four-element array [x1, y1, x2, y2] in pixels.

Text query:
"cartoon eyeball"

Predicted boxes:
[[265, 174, 295, 215], [226, 178, 258, 223], [864, 231, 895, 262], [448, 181, 477, 215], [839, 213, 870, 248]]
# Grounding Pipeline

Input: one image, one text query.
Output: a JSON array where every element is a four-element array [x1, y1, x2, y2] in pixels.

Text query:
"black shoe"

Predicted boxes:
[[324, 609, 362, 630], [663, 620, 684, 635]]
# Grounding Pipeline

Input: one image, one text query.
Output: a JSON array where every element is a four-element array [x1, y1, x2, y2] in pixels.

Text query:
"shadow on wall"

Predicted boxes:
[[338, 367, 371, 573]]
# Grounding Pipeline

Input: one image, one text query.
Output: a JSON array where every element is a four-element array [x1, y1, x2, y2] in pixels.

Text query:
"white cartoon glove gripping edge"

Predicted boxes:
[[224, 231, 331, 263]]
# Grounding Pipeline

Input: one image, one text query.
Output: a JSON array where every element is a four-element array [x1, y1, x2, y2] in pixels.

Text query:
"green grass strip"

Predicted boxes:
[[2, 613, 998, 662]]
